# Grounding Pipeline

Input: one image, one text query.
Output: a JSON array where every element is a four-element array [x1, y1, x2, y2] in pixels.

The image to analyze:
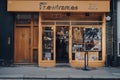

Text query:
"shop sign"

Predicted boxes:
[[39, 2, 78, 10], [7, 0, 110, 12]]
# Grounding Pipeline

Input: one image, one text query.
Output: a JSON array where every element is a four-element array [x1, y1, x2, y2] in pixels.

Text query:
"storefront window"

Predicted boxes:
[[72, 27, 84, 52], [72, 27, 102, 61], [16, 13, 31, 24], [33, 13, 39, 26], [84, 28, 102, 51], [42, 27, 54, 60]]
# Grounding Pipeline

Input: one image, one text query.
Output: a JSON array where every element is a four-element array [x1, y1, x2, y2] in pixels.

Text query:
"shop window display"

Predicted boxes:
[[72, 27, 84, 52], [42, 27, 54, 60], [72, 27, 102, 61]]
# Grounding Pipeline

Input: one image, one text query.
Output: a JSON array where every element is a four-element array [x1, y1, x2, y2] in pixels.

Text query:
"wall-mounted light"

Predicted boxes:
[[106, 16, 111, 21]]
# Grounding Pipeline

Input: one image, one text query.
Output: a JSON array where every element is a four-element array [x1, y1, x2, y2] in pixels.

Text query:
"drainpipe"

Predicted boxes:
[[112, 0, 118, 66]]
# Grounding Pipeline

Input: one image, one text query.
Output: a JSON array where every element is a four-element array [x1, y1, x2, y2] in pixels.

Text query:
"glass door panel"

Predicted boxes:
[[72, 27, 84, 60], [42, 26, 54, 61]]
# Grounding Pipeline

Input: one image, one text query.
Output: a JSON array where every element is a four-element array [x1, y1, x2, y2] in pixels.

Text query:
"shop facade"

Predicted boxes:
[[7, 0, 110, 67]]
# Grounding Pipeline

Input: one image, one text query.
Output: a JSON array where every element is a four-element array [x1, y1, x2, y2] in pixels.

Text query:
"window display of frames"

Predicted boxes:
[[42, 27, 54, 60], [72, 27, 102, 61]]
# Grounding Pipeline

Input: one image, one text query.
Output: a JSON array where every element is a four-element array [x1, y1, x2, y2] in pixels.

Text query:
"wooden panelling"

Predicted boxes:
[[102, 13, 106, 62], [40, 62, 55, 67], [42, 12, 103, 20], [15, 27, 30, 63], [38, 12, 42, 66], [70, 61, 105, 68], [8, 0, 110, 12], [14, 12, 106, 67], [33, 27, 38, 48]]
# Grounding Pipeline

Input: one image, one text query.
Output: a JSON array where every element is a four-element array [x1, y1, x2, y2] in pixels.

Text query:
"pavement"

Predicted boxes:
[[0, 64, 120, 80]]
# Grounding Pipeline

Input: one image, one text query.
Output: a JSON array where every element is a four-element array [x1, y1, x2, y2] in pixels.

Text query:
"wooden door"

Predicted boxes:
[[15, 27, 30, 63]]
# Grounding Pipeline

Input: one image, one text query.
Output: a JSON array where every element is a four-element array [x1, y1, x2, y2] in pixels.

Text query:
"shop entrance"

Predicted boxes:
[[56, 26, 69, 63]]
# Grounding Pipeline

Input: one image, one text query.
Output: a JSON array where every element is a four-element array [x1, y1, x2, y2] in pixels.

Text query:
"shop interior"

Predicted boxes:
[[56, 26, 69, 63]]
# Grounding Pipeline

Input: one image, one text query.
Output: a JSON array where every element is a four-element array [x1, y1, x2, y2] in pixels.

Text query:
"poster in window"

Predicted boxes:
[[84, 28, 101, 51], [84, 28, 101, 40], [85, 39, 101, 51]]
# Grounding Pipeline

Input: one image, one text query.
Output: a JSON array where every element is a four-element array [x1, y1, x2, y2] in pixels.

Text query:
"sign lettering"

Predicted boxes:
[[40, 2, 78, 10]]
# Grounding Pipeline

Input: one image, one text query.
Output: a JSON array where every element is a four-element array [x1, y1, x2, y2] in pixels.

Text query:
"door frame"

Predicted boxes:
[[39, 24, 56, 67]]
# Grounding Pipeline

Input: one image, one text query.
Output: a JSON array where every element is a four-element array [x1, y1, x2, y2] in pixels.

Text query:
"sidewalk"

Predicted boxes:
[[0, 65, 120, 80]]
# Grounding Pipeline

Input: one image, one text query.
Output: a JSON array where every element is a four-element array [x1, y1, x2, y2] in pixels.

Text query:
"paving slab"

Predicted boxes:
[[0, 66, 119, 80]]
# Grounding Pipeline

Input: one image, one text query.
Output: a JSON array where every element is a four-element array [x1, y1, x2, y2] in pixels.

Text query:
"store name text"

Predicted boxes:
[[40, 2, 78, 10]]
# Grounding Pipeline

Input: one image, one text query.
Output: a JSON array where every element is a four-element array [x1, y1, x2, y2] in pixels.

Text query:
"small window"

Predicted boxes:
[[16, 13, 31, 24]]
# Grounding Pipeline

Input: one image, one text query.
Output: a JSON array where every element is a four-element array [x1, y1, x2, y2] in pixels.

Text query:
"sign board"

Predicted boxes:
[[8, 0, 110, 12]]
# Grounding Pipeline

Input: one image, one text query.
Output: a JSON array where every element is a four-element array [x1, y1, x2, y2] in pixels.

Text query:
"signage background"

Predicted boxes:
[[8, 0, 110, 12]]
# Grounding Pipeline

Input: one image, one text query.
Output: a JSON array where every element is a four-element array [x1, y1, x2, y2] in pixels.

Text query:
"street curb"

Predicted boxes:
[[0, 75, 120, 80]]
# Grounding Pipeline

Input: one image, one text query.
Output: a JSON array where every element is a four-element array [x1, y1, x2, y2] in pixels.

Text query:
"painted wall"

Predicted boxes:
[[0, 0, 14, 65]]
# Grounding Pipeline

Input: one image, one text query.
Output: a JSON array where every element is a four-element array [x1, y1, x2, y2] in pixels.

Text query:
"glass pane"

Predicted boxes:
[[84, 28, 102, 51], [42, 27, 54, 60], [85, 39, 101, 51], [72, 27, 102, 60], [84, 28, 101, 40], [33, 13, 39, 26], [16, 13, 31, 24], [72, 27, 84, 52], [72, 27, 84, 60]]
